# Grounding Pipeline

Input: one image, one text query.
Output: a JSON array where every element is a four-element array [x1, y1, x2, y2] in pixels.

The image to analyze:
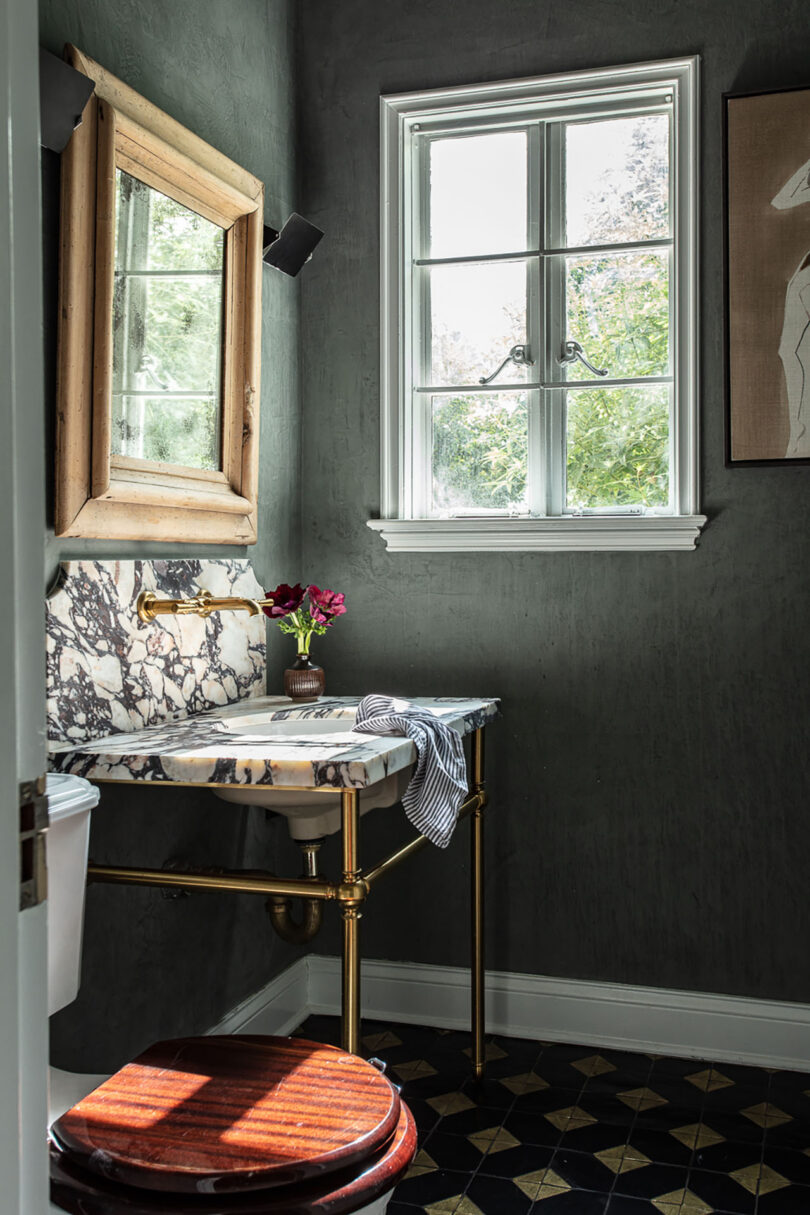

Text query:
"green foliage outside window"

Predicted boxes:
[[112, 171, 225, 471], [430, 115, 671, 514]]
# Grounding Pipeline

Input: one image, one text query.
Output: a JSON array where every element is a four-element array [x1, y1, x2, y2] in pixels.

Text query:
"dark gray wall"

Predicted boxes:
[[298, 0, 810, 1002], [40, 0, 306, 1070]]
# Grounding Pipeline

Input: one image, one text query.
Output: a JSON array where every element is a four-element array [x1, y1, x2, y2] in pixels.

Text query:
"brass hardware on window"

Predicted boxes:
[[20, 775, 48, 910], [136, 589, 274, 623]]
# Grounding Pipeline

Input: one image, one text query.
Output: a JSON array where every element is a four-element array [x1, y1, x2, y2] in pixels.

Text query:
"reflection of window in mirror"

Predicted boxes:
[[55, 46, 263, 543], [111, 171, 225, 471]]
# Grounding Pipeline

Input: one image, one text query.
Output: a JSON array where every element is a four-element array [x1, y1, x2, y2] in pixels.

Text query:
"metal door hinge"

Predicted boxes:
[[20, 775, 48, 910]]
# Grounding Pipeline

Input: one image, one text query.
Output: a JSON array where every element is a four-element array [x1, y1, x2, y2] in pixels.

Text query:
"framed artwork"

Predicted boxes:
[[725, 84, 810, 465]]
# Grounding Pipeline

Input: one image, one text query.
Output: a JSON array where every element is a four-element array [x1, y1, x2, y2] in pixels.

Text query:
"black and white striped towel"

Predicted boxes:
[[353, 694, 467, 848]]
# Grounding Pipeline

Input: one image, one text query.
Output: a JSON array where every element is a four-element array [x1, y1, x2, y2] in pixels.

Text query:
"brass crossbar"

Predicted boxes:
[[85, 728, 488, 1076], [87, 867, 341, 900], [363, 789, 486, 887]]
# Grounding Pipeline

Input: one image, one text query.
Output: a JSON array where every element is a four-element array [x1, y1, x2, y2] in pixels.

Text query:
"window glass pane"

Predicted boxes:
[[564, 113, 670, 247], [565, 250, 669, 380], [112, 170, 224, 470], [113, 276, 224, 394], [431, 392, 528, 514], [429, 131, 527, 258], [566, 384, 670, 510], [111, 396, 221, 469], [115, 170, 224, 272], [429, 262, 527, 386]]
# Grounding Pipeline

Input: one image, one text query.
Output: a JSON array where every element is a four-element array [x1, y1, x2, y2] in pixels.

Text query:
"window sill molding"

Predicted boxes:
[[367, 515, 707, 553]]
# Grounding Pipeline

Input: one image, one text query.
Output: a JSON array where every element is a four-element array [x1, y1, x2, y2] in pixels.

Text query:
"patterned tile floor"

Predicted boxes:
[[297, 1015, 810, 1214]]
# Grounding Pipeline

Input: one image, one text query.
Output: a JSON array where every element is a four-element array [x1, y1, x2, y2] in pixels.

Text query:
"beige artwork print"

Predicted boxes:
[[727, 88, 810, 459]]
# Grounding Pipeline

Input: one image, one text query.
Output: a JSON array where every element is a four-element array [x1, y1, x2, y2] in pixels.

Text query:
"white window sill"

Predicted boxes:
[[366, 515, 707, 553]]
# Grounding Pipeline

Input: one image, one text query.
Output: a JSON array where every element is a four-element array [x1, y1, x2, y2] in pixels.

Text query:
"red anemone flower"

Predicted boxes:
[[263, 583, 306, 618], [308, 585, 347, 625]]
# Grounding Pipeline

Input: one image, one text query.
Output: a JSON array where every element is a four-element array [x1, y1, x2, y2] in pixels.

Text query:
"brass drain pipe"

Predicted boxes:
[[266, 842, 325, 945]]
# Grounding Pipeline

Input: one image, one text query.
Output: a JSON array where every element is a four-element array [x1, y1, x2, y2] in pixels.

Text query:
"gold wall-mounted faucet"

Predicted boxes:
[[137, 589, 274, 623]]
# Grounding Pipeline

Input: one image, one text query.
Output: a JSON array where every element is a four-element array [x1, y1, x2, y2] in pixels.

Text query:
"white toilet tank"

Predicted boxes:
[[46, 773, 98, 1016]]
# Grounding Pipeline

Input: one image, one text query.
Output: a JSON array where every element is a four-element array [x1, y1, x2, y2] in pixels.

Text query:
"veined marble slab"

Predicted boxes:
[[48, 695, 499, 790], [46, 560, 267, 747]]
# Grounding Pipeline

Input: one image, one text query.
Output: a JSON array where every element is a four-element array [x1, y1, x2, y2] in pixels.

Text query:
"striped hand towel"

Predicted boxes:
[[353, 694, 467, 848]]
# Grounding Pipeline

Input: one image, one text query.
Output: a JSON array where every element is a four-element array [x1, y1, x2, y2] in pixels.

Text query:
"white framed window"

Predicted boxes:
[[368, 57, 704, 553]]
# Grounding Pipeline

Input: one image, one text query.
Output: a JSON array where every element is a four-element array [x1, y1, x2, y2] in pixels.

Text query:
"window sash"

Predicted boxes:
[[380, 57, 699, 536], [411, 109, 675, 517]]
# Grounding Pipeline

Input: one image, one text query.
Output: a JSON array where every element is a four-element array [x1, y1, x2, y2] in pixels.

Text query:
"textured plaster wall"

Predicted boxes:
[[298, 0, 810, 1003], [39, 0, 305, 1070]]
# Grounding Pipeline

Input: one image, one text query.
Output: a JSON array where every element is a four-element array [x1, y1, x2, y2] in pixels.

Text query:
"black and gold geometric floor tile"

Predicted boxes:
[[611, 1159, 696, 1202], [512, 1084, 585, 1117], [477, 1140, 554, 1180], [437, 1101, 509, 1135], [295, 1015, 810, 1213], [556, 1119, 631, 1155], [630, 1124, 706, 1165], [757, 1180, 810, 1214], [463, 1173, 536, 1213], [761, 1141, 810, 1184], [461, 1075, 523, 1108], [390, 1164, 471, 1209], [545, 1146, 617, 1193], [685, 1166, 757, 1213], [417, 1131, 488, 1173], [502, 1108, 568, 1148], [691, 1135, 761, 1175]]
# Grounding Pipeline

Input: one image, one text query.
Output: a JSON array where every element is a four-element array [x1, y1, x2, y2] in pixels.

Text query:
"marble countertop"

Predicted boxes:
[[48, 696, 499, 790]]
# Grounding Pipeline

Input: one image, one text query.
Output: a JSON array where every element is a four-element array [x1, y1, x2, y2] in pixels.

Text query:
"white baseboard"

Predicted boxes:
[[209, 956, 310, 1038], [213, 954, 810, 1072]]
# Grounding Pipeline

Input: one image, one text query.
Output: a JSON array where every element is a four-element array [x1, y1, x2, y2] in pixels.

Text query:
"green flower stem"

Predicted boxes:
[[296, 630, 312, 655]]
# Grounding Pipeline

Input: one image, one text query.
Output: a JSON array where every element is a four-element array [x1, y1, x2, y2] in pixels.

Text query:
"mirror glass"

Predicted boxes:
[[111, 170, 225, 470]]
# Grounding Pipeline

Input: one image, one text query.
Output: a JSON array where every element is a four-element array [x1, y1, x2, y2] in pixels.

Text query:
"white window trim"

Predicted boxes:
[[371, 56, 705, 553]]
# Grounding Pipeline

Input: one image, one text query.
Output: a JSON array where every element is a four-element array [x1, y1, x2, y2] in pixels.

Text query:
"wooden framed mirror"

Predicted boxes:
[[55, 46, 263, 543]]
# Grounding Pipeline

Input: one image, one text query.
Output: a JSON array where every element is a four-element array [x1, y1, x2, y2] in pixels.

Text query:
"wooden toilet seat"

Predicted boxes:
[[49, 1036, 417, 1215]]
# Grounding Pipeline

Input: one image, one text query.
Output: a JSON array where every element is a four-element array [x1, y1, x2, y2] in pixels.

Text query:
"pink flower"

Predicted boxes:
[[308, 585, 347, 626], [263, 582, 306, 618]]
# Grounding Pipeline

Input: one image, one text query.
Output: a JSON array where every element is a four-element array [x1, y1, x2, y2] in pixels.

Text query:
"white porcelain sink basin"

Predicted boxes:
[[214, 770, 412, 841], [214, 712, 413, 840]]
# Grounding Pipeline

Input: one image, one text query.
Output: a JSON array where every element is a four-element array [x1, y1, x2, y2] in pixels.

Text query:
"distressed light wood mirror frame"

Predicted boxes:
[[55, 45, 263, 543]]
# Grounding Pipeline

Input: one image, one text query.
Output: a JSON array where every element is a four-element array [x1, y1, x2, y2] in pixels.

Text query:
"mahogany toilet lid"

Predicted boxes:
[[50, 1036, 402, 1197], [49, 1101, 417, 1215]]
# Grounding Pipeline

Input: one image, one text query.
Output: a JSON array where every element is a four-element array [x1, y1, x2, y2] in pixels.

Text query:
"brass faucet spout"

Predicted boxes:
[[137, 590, 274, 623]]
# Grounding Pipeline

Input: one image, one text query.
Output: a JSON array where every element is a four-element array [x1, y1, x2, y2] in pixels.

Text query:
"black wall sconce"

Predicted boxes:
[[39, 48, 94, 153], [262, 213, 323, 276]]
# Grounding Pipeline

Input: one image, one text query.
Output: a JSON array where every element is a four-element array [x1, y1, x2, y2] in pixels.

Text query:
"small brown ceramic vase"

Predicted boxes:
[[284, 653, 325, 701]]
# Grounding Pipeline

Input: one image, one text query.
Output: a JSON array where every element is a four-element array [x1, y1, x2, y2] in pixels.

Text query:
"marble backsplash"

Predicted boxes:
[[46, 560, 267, 747]]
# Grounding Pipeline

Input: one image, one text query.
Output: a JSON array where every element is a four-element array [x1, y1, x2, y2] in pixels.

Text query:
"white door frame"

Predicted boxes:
[[0, 0, 49, 1209]]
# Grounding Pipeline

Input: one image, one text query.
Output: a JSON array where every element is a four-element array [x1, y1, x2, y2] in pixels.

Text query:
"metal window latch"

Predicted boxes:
[[559, 339, 609, 377], [478, 344, 534, 386], [20, 776, 48, 910]]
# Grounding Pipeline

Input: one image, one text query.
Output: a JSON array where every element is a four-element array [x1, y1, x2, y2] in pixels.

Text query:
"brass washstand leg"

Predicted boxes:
[[340, 788, 363, 1054], [471, 728, 486, 1080]]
